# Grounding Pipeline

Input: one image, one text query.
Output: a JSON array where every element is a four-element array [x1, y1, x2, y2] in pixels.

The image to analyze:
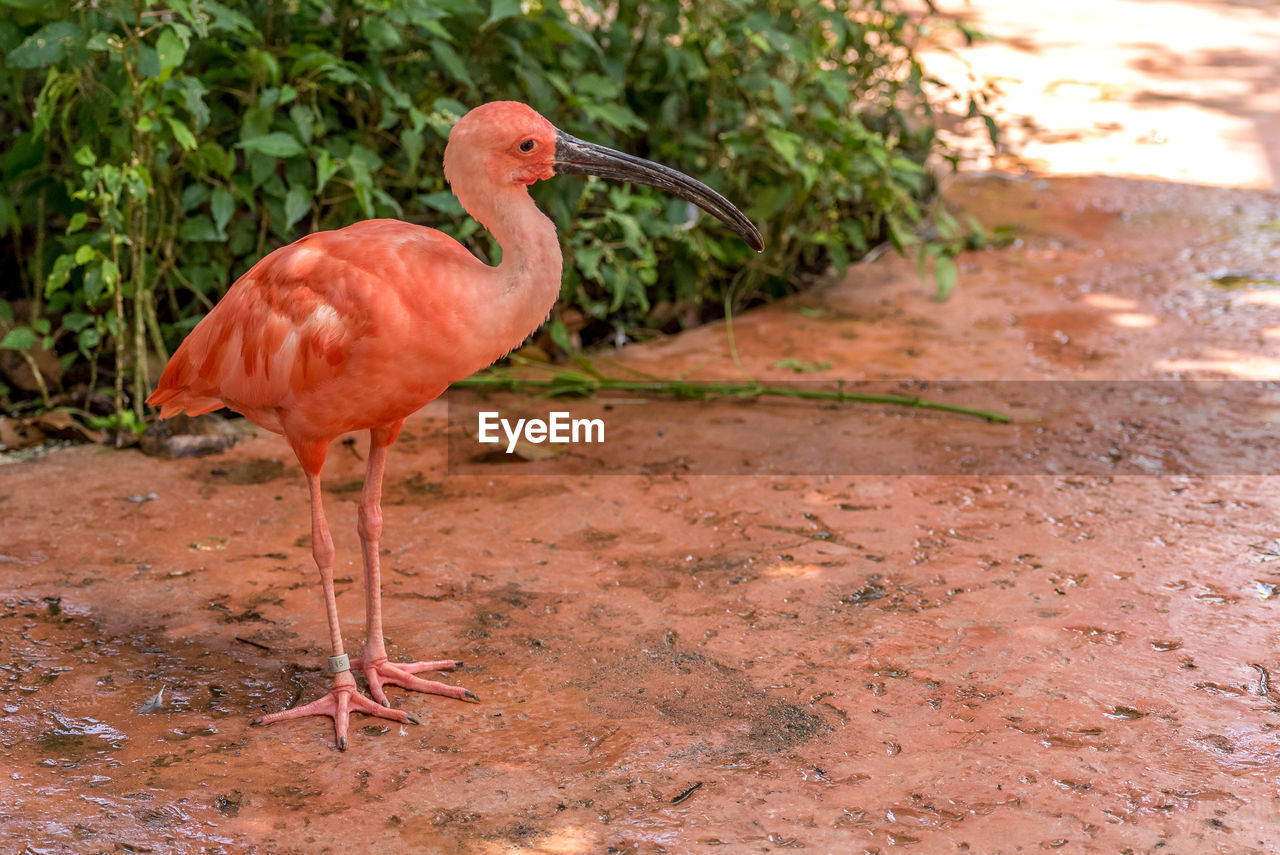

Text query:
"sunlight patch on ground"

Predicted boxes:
[[764, 562, 825, 579], [1108, 312, 1159, 329], [1231, 290, 1280, 308], [1156, 351, 1280, 380], [926, 0, 1280, 189]]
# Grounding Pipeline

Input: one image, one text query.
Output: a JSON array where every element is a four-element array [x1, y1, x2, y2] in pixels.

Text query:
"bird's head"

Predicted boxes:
[[445, 101, 763, 252], [445, 101, 559, 188]]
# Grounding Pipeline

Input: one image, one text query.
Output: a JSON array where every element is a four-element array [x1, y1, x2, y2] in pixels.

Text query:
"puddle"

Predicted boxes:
[[1211, 274, 1280, 290], [37, 713, 128, 758], [200, 458, 286, 484]]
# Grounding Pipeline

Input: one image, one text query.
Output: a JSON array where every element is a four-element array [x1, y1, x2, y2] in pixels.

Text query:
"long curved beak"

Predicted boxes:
[[553, 129, 764, 252]]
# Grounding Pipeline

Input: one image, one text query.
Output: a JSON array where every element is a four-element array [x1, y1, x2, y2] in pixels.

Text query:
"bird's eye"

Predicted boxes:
[[519, 139, 536, 153]]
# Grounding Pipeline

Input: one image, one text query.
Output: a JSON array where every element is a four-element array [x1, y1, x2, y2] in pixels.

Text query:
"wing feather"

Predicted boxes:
[[148, 219, 485, 438], [149, 234, 360, 426]]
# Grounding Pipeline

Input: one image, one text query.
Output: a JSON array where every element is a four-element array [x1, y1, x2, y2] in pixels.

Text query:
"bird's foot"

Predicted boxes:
[[353, 655, 479, 708], [252, 671, 419, 750]]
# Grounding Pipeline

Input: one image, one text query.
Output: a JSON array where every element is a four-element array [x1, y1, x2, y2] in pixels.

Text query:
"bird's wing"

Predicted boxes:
[[149, 252, 349, 422], [150, 220, 484, 427]]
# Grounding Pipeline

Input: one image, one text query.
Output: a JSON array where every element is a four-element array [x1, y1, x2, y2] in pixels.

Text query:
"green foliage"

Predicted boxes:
[[0, 0, 991, 423]]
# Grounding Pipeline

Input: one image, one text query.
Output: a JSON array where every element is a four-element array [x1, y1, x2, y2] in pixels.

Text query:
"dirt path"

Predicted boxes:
[[4, 2, 1280, 853]]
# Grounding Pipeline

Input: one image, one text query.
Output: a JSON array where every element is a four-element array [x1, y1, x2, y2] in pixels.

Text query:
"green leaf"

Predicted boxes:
[[583, 103, 645, 134], [764, 127, 803, 169], [983, 115, 1000, 147], [289, 105, 313, 145], [211, 187, 235, 234], [181, 184, 209, 212], [67, 212, 88, 234], [169, 0, 202, 36], [283, 185, 309, 230], [82, 265, 104, 302], [7, 22, 82, 68], [485, 0, 523, 28], [353, 182, 374, 219], [45, 254, 76, 295], [248, 151, 276, 188], [201, 142, 235, 179], [62, 312, 93, 332], [237, 132, 304, 158], [167, 118, 198, 151], [180, 215, 221, 242], [934, 254, 958, 300], [74, 244, 95, 265], [138, 44, 161, 78], [362, 16, 403, 51], [203, 0, 256, 36], [574, 73, 621, 100], [0, 327, 36, 351], [178, 77, 211, 128], [429, 41, 474, 89], [155, 27, 187, 74], [547, 318, 573, 353], [347, 144, 382, 174], [3, 132, 43, 181], [0, 197, 13, 237], [575, 245, 604, 279], [315, 149, 338, 193], [102, 259, 120, 288], [433, 97, 467, 118], [419, 191, 463, 216], [401, 128, 425, 176]]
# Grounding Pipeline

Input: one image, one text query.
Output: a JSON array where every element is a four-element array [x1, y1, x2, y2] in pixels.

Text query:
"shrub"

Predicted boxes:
[[0, 0, 990, 427]]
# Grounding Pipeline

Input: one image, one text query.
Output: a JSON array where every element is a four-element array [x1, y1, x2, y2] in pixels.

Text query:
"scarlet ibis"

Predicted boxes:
[[148, 101, 762, 749]]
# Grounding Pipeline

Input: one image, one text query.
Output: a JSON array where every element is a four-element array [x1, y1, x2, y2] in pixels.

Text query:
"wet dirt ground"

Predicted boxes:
[[5, 2, 1280, 853]]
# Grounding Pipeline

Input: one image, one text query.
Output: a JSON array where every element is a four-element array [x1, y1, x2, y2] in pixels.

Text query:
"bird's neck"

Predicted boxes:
[[462, 184, 564, 348]]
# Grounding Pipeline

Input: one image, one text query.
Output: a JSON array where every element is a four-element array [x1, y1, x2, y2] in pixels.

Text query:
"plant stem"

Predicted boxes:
[[131, 195, 148, 421], [453, 371, 1010, 423], [17, 350, 51, 409]]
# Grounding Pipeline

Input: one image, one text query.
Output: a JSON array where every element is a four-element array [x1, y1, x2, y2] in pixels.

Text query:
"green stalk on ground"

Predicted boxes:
[[452, 356, 1010, 424]]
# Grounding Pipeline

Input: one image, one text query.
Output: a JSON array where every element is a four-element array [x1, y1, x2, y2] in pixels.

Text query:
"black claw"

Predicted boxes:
[[381, 698, 392, 708], [250, 717, 263, 727], [452, 660, 464, 669], [464, 690, 480, 702], [406, 713, 422, 725], [338, 737, 347, 751]]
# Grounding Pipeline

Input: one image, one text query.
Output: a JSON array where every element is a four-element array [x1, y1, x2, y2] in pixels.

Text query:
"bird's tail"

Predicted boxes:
[[147, 352, 224, 419]]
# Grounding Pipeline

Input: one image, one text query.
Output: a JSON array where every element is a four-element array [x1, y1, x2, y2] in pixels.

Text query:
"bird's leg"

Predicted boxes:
[[254, 470, 419, 749], [353, 429, 477, 707]]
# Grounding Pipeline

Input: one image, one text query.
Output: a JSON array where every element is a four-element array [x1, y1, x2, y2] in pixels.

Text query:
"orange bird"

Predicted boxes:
[[148, 101, 762, 749]]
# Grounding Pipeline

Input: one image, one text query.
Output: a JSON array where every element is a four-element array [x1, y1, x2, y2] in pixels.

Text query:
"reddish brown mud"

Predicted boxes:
[[5, 1, 1280, 852], [5, 172, 1279, 853]]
